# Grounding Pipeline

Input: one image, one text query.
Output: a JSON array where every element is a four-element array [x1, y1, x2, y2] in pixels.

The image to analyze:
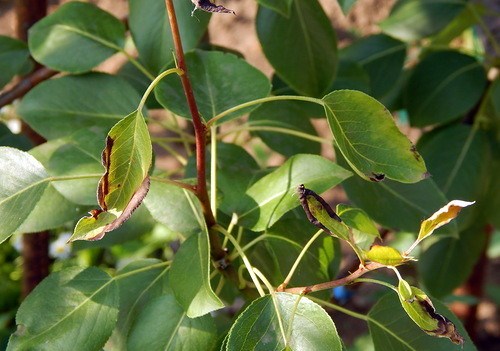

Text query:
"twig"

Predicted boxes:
[[164, 0, 224, 259], [0, 67, 58, 108], [279, 262, 385, 295]]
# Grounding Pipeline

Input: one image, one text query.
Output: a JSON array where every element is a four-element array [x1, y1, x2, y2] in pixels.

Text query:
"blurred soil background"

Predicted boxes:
[[1, 0, 499, 349]]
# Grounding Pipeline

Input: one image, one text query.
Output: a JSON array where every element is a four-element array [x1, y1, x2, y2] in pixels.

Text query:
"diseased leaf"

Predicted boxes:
[[71, 110, 152, 241], [191, 0, 235, 14], [169, 232, 224, 318], [28, 2, 125, 72], [323, 90, 427, 183], [226, 293, 342, 350], [406, 200, 475, 254], [235, 154, 352, 231], [7, 267, 119, 351], [368, 293, 475, 351], [397, 285, 464, 345], [365, 245, 406, 266]]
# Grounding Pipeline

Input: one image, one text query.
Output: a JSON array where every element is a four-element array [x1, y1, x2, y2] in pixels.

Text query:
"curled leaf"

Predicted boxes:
[[191, 0, 235, 15], [365, 245, 406, 266], [70, 110, 152, 241], [297, 184, 350, 240], [397, 285, 464, 345], [406, 199, 475, 254]]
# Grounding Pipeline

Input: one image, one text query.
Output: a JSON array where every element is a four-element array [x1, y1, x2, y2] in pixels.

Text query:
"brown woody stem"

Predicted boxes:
[[164, 0, 226, 260], [278, 262, 385, 295]]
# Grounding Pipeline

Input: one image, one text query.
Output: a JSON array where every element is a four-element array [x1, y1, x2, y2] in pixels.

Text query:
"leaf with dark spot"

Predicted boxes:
[[191, 0, 235, 15]]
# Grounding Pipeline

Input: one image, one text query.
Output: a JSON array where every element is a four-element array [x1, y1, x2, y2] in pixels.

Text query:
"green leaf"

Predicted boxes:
[[29, 128, 104, 205], [215, 143, 262, 214], [323, 90, 427, 183], [0, 35, 30, 89], [128, 294, 217, 351], [0, 147, 49, 243], [338, 152, 452, 234], [340, 34, 406, 100], [396, 285, 464, 345], [0, 123, 33, 150], [71, 110, 152, 241], [380, 0, 467, 42], [108, 259, 170, 350], [257, 0, 293, 16], [235, 154, 352, 231], [169, 232, 224, 318], [336, 204, 380, 251], [248, 217, 340, 296], [7, 267, 119, 351], [248, 101, 321, 157], [330, 60, 371, 93], [155, 50, 271, 123], [256, 0, 337, 97], [129, 0, 210, 75], [226, 293, 342, 350], [406, 51, 487, 127], [18, 73, 142, 139], [28, 1, 125, 72], [417, 124, 490, 228], [419, 223, 488, 298], [144, 180, 204, 237], [368, 293, 475, 350], [365, 245, 406, 266]]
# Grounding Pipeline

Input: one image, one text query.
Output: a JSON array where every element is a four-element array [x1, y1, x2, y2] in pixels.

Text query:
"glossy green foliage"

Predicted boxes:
[[8, 267, 119, 350], [256, 0, 337, 97], [340, 34, 406, 100], [129, 0, 210, 75], [248, 101, 321, 157], [257, 0, 293, 16], [169, 232, 224, 318], [18, 73, 141, 139], [406, 51, 487, 127], [226, 293, 342, 350], [380, 0, 468, 41], [324, 90, 427, 183], [28, 2, 125, 72], [0, 36, 30, 89], [155, 50, 271, 122]]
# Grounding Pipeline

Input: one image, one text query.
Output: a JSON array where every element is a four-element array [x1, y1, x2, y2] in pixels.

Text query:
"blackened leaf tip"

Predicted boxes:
[[191, 0, 235, 15], [369, 172, 385, 182]]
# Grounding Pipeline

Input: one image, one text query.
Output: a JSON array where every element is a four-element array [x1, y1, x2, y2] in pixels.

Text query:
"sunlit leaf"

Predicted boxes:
[[71, 110, 152, 241], [226, 293, 342, 350], [324, 90, 427, 183], [8, 267, 119, 350], [127, 293, 217, 351], [28, 2, 125, 72], [169, 231, 224, 318], [337, 204, 380, 251], [365, 245, 406, 266]]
